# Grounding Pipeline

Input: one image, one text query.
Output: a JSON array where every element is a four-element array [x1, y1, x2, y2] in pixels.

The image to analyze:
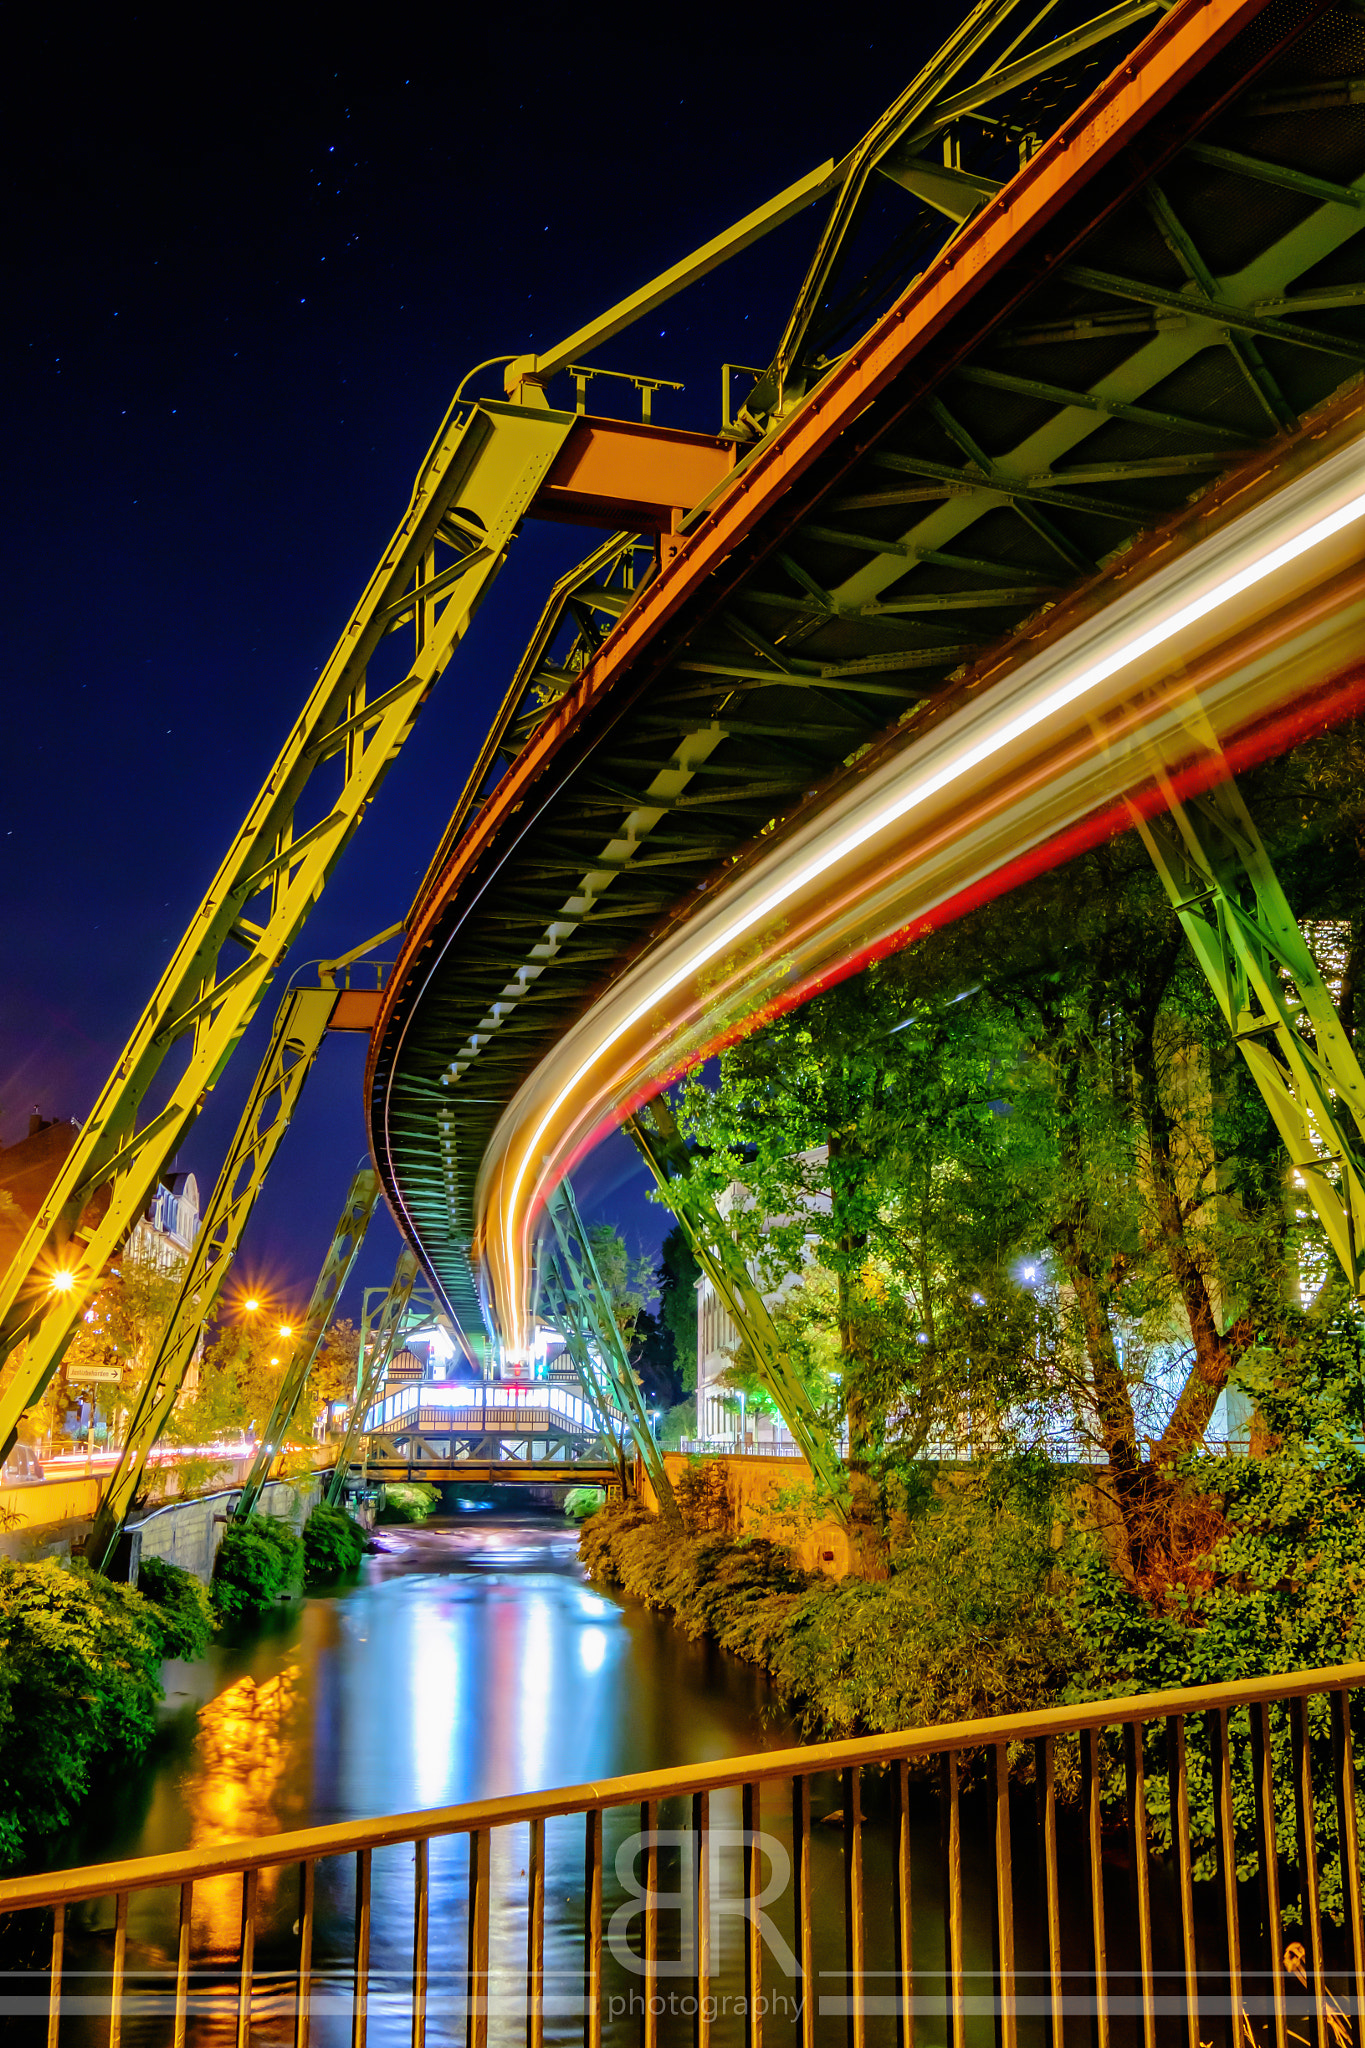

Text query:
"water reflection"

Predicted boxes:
[[48, 1512, 810, 2048]]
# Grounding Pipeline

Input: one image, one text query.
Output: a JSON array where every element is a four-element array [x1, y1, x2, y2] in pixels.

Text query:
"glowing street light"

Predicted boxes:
[[49, 1270, 74, 1293], [244, 1297, 261, 1313], [278, 1325, 293, 1339]]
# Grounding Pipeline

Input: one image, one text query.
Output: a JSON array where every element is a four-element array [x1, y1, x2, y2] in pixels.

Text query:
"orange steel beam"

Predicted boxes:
[[375, 0, 1279, 1006], [530, 416, 735, 532]]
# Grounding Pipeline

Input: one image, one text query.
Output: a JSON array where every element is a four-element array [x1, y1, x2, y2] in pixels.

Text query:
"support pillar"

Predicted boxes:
[[624, 1099, 848, 1514], [233, 1166, 381, 1519]]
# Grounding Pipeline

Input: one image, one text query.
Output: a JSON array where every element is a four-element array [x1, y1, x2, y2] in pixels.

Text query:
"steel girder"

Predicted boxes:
[[543, 1180, 681, 1527], [86, 984, 338, 1574], [0, 399, 577, 1461], [624, 1101, 848, 1511], [1134, 768, 1365, 1296], [234, 1168, 381, 1519], [324, 1251, 427, 1510], [370, 0, 1365, 1362]]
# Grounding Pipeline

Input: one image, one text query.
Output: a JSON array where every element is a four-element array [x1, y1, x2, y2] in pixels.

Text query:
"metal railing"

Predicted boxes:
[[364, 1381, 619, 1438], [2, 1663, 1362, 2045]]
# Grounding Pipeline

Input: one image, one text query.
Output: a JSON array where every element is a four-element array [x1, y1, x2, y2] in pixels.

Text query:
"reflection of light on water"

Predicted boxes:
[[186, 1668, 300, 1953], [579, 1626, 607, 1674], [575, 1590, 613, 1619], [518, 1593, 552, 1786], [413, 1610, 458, 1808]]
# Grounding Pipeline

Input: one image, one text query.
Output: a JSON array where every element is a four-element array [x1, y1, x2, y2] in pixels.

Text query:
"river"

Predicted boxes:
[[32, 1509, 1148, 2048], [38, 1510, 919, 2048]]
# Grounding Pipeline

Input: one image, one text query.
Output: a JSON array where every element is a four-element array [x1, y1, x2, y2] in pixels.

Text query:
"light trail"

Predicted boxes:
[[472, 431, 1365, 1360]]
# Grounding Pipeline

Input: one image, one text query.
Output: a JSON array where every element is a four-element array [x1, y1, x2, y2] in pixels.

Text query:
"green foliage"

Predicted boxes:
[[165, 1316, 292, 1452], [563, 1486, 606, 1522], [659, 1224, 701, 1393], [211, 1514, 303, 1621], [135, 1554, 214, 1660], [303, 1502, 367, 1582], [582, 1467, 1073, 1737], [378, 1482, 440, 1524], [0, 1560, 170, 1865], [1063, 1300, 1365, 1911]]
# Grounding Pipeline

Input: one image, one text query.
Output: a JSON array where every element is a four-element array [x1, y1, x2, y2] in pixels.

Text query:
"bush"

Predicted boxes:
[[212, 1514, 303, 1621], [135, 1554, 214, 1660], [377, 1483, 440, 1524], [0, 1559, 169, 1864], [563, 1487, 605, 1522], [581, 1462, 1074, 1738], [303, 1502, 367, 1582]]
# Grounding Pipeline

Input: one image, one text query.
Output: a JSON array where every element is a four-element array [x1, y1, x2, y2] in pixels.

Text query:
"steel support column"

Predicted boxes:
[[324, 1251, 425, 1509], [539, 1251, 627, 1463], [1133, 768, 1365, 1296], [625, 1100, 849, 1512], [233, 1168, 381, 1519], [0, 399, 577, 1460], [544, 1180, 682, 1528], [87, 985, 339, 1575]]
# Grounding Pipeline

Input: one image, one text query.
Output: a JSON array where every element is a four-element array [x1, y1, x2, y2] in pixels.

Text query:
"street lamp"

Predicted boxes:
[[244, 1298, 260, 1313], [49, 1270, 74, 1293]]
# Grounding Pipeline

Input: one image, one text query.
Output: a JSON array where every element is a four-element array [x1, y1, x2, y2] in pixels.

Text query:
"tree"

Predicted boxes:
[[658, 1225, 701, 1392]]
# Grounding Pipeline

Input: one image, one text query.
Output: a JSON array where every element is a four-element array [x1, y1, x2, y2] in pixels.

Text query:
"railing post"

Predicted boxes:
[[295, 1860, 316, 2048], [353, 1848, 372, 2048], [468, 1827, 491, 2048], [109, 1890, 129, 2048], [237, 1865, 259, 2048], [641, 1797, 660, 2048], [941, 1751, 965, 2048], [412, 1836, 429, 2048], [744, 1782, 764, 2048], [842, 1767, 864, 2048], [893, 1759, 914, 2048], [992, 1742, 1016, 2048], [1331, 1693, 1365, 2036], [584, 1809, 603, 2048], [527, 1819, 546, 2048], [46, 1903, 64, 2048], [1123, 1722, 1156, 2048], [1206, 1708, 1243, 2046], [1082, 1729, 1109, 2048], [173, 1881, 192, 2048], [1168, 1715, 1200, 2048], [1250, 1704, 1287, 2048], [692, 1791, 711, 2048], [793, 1775, 816, 2048], [1290, 1697, 1329, 2048], [1035, 1736, 1063, 2048]]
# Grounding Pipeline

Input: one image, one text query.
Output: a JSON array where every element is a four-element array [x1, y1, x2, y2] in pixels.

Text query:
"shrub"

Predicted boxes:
[[212, 1514, 303, 1622], [136, 1554, 214, 1660], [0, 1559, 168, 1864], [303, 1502, 367, 1582], [580, 1465, 1073, 1739], [563, 1486, 605, 1522], [377, 1483, 440, 1525]]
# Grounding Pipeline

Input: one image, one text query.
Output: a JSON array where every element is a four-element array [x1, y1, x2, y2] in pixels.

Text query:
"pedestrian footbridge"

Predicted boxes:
[[362, 1380, 619, 1466]]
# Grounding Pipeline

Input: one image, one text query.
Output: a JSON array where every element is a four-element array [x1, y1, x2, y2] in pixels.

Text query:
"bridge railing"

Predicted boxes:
[[363, 1380, 621, 1438], [1, 1663, 1362, 2046]]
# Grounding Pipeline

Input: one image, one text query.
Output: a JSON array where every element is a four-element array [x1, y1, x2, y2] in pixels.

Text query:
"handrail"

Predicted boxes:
[[4, 1658, 1362, 1911]]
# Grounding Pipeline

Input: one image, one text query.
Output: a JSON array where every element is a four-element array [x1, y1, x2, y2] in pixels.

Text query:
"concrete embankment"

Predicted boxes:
[[0, 1457, 327, 1582]]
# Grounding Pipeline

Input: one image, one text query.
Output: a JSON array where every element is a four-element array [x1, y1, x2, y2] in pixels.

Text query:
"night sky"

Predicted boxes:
[[3, 4, 954, 1323]]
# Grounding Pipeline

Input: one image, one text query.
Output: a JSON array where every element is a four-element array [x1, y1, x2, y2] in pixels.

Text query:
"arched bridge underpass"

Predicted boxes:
[[368, 0, 1365, 1371]]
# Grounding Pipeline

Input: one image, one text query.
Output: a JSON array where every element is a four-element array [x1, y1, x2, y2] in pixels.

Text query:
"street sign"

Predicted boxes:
[[67, 1365, 122, 1385]]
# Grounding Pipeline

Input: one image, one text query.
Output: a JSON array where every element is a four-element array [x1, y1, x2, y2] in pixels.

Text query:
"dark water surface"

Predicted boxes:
[[25, 1512, 1233, 2048], [39, 1512, 910, 2048]]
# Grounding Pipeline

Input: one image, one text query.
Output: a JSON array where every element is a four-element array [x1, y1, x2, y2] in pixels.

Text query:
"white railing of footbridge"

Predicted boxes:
[[364, 1381, 620, 1439]]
